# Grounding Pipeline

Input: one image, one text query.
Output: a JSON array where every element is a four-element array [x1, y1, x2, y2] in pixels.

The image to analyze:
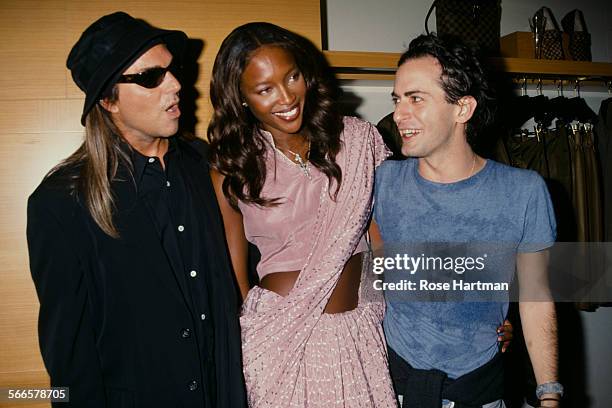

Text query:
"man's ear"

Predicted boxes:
[[99, 97, 119, 113], [456, 96, 477, 124]]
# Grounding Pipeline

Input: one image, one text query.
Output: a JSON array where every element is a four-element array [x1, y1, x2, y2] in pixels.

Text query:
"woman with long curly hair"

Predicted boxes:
[[208, 22, 396, 407]]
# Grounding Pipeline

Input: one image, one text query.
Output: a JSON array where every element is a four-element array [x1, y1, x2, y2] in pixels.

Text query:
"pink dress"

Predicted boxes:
[[238, 116, 397, 407]]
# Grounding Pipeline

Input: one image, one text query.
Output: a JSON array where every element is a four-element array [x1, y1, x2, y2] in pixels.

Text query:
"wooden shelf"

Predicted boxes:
[[323, 51, 612, 81], [335, 73, 396, 81], [489, 58, 612, 78], [323, 51, 400, 70]]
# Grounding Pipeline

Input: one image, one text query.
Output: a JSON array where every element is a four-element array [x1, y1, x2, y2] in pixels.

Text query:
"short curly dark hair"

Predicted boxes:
[[398, 34, 495, 144]]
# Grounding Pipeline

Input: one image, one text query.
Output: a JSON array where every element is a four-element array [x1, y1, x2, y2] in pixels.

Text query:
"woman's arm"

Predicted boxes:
[[210, 169, 250, 300]]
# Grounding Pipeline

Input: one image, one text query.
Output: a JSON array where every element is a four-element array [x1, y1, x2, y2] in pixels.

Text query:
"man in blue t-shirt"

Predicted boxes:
[[371, 34, 562, 408]]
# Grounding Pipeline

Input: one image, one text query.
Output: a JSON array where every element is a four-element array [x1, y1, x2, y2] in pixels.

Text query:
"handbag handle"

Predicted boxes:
[[425, 0, 438, 34]]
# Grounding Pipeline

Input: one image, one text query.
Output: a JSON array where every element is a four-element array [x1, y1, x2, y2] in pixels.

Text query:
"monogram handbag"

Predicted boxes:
[[425, 0, 502, 55]]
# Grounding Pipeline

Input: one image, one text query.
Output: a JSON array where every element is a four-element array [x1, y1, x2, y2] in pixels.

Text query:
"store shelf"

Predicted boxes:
[[490, 58, 612, 78], [323, 51, 400, 70], [323, 51, 612, 81]]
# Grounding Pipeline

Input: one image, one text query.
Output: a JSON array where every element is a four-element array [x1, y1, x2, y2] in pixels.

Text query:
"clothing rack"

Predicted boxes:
[[511, 122, 594, 139], [511, 76, 612, 95], [507, 76, 601, 138]]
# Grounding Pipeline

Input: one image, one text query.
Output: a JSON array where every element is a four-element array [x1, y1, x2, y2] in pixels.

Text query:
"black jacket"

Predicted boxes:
[[388, 347, 503, 408], [26, 137, 246, 407]]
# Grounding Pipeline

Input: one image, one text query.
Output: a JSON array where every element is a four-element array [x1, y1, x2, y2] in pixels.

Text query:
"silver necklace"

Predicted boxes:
[[468, 154, 476, 178], [283, 140, 312, 179]]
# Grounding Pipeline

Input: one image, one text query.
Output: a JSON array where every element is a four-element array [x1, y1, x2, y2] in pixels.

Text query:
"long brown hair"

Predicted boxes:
[[47, 87, 131, 238], [208, 22, 343, 208]]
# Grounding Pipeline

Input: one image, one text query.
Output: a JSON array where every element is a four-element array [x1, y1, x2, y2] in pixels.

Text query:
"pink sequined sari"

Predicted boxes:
[[240, 117, 397, 407]]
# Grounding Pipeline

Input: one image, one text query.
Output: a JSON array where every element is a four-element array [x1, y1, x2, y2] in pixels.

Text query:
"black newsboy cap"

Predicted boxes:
[[67, 11, 187, 125]]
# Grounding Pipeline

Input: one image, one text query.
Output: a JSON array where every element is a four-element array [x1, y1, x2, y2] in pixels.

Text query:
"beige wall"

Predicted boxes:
[[0, 1, 320, 405]]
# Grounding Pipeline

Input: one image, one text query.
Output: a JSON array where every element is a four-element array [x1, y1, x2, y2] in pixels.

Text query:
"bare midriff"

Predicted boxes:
[[260, 253, 363, 314]]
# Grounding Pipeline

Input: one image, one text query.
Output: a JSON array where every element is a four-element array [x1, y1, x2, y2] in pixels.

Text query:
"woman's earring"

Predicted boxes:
[[242, 102, 248, 107]]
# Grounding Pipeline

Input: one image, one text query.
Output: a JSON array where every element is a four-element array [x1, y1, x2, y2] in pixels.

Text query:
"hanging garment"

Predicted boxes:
[[567, 123, 589, 242], [497, 126, 577, 242], [569, 122, 607, 311], [498, 93, 606, 312], [593, 98, 612, 309], [576, 123, 603, 242], [595, 98, 612, 242], [497, 93, 603, 244]]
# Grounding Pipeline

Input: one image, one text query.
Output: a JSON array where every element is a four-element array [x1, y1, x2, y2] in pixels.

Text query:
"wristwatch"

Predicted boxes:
[[536, 381, 564, 399]]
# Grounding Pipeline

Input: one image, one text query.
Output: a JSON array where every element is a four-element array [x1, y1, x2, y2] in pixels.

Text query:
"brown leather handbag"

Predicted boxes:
[[425, 0, 502, 55]]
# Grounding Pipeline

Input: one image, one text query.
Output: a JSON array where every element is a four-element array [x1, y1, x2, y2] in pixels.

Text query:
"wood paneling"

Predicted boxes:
[[63, 0, 322, 127], [0, 131, 83, 383], [0, 1, 68, 100], [0, 99, 83, 134], [0, 370, 49, 408], [0, 0, 321, 400]]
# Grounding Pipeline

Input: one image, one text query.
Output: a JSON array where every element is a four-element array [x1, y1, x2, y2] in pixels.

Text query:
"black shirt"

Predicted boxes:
[[131, 138, 216, 406], [28, 135, 246, 407]]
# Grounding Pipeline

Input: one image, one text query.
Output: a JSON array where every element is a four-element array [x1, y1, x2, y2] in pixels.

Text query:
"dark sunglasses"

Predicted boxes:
[[117, 60, 182, 88]]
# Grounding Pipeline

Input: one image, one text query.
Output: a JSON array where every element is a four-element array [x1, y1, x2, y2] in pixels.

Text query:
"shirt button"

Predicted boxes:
[[188, 380, 198, 391], [181, 328, 191, 338], [177, 225, 185, 232], [148, 157, 155, 163], [166, 180, 171, 187], [200, 313, 206, 321], [190, 270, 197, 278]]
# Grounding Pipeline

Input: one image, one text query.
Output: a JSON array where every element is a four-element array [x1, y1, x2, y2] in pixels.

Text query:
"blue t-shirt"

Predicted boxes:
[[373, 158, 556, 378]]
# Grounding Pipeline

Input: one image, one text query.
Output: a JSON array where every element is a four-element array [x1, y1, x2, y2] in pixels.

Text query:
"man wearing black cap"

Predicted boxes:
[[26, 12, 246, 407]]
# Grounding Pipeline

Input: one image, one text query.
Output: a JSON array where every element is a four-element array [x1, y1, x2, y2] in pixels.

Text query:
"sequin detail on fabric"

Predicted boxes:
[[240, 117, 396, 407]]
